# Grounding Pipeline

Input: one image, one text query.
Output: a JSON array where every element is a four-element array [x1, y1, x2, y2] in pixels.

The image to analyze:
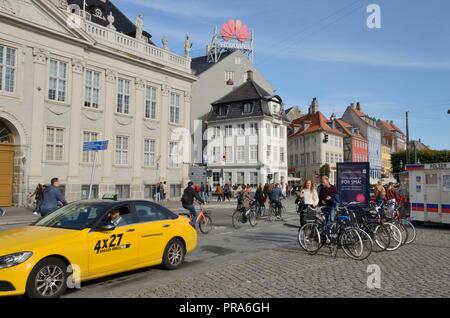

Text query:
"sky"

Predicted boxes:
[[116, 0, 450, 150]]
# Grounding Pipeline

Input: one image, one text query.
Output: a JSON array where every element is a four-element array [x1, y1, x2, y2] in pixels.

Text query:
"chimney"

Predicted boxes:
[[246, 70, 253, 82], [356, 102, 361, 111], [309, 97, 319, 114]]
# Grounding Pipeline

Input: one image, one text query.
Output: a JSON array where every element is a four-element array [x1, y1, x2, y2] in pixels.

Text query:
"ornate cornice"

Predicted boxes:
[[162, 84, 170, 97], [135, 78, 146, 90], [72, 59, 85, 74], [184, 91, 192, 103]]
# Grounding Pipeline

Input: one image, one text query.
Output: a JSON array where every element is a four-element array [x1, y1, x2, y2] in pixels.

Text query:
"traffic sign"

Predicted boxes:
[[83, 140, 108, 152]]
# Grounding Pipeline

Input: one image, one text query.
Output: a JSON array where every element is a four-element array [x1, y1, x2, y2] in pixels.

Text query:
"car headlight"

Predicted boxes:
[[0, 252, 33, 269]]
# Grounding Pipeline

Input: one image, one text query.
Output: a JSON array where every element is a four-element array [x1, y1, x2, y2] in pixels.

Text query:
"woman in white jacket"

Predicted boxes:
[[296, 179, 319, 226]]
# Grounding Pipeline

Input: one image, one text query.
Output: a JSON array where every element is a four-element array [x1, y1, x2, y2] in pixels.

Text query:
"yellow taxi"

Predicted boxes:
[[0, 199, 197, 298]]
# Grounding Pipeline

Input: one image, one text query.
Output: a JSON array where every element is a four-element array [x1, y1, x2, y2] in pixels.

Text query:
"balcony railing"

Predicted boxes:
[[83, 20, 191, 73]]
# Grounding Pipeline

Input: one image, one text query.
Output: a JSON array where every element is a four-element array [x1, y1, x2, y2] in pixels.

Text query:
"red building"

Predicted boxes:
[[329, 115, 368, 163]]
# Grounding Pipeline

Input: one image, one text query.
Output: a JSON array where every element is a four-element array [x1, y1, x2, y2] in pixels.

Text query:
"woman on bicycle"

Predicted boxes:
[[296, 179, 319, 226]]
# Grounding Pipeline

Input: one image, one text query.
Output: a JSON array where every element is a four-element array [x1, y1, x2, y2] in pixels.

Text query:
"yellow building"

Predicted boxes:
[[381, 144, 392, 177]]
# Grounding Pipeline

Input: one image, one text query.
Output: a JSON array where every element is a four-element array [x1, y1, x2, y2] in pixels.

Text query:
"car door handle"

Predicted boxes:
[[162, 224, 170, 228], [125, 229, 136, 233]]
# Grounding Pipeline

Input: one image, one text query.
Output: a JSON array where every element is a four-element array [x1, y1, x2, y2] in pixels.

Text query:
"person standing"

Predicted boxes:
[[296, 179, 319, 226], [374, 180, 386, 205], [155, 183, 161, 201], [205, 181, 211, 203], [223, 183, 231, 202], [318, 176, 337, 225], [254, 184, 266, 216], [163, 181, 169, 201], [215, 184, 224, 202], [28, 184, 44, 215], [39, 178, 68, 217]]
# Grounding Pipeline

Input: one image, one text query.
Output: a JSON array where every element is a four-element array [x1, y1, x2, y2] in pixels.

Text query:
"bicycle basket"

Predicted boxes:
[[304, 207, 317, 221]]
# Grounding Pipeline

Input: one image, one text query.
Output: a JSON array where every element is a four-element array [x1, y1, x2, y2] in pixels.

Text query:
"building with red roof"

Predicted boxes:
[[288, 98, 345, 185], [329, 116, 368, 163]]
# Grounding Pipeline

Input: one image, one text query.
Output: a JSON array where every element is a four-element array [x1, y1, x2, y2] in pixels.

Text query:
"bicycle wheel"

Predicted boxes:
[[391, 220, 408, 245], [372, 224, 391, 251], [298, 223, 321, 254], [199, 215, 213, 234], [402, 219, 416, 244], [267, 207, 275, 222], [385, 222, 402, 251], [248, 210, 257, 227], [232, 210, 242, 229], [340, 228, 372, 261]]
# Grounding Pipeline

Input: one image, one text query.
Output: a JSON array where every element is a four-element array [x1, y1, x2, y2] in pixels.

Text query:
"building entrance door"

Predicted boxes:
[[0, 122, 14, 206]]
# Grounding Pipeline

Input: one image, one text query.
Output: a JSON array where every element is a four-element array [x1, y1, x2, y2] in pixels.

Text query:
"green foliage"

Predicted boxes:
[[392, 150, 450, 173], [320, 164, 331, 177]]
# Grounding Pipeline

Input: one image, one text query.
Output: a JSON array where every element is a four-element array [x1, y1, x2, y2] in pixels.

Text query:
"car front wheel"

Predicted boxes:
[[162, 238, 186, 270], [26, 257, 68, 298]]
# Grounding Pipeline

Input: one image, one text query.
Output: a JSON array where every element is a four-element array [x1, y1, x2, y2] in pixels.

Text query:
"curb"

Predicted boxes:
[[283, 222, 300, 229]]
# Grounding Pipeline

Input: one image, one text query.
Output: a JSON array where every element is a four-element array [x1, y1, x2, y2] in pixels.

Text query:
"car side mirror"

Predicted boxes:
[[96, 222, 116, 231]]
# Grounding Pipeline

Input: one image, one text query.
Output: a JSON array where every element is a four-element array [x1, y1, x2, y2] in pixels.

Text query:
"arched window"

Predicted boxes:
[[68, 4, 80, 14], [0, 122, 13, 144]]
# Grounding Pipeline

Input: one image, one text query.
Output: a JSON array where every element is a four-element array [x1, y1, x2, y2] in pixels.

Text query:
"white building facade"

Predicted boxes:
[[0, 0, 195, 206], [205, 73, 288, 186]]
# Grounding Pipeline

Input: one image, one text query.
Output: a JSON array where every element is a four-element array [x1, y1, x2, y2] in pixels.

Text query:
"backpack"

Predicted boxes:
[[181, 189, 189, 204]]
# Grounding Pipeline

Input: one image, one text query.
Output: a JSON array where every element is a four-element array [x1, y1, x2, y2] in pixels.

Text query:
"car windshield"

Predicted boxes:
[[34, 202, 110, 230]]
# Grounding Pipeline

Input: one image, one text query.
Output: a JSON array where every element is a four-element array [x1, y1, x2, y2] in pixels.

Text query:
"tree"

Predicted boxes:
[[391, 150, 450, 173], [320, 164, 331, 178]]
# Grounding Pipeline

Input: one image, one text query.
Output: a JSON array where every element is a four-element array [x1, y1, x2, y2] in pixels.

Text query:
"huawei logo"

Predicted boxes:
[[221, 19, 251, 42]]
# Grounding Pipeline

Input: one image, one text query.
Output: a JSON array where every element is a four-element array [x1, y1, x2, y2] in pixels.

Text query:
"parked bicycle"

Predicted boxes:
[[383, 199, 416, 245], [298, 205, 373, 261]]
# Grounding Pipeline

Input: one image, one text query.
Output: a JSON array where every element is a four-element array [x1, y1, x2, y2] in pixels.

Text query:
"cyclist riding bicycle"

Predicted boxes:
[[269, 183, 285, 215], [236, 185, 255, 221], [181, 181, 205, 227]]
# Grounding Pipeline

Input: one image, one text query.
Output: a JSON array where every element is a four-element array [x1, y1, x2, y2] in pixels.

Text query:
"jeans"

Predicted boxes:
[[155, 192, 161, 201], [183, 205, 197, 224], [322, 206, 336, 225], [201, 192, 207, 203]]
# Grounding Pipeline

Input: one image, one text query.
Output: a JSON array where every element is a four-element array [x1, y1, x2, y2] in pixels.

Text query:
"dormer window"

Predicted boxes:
[[243, 103, 253, 114], [218, 105, 229, 117]]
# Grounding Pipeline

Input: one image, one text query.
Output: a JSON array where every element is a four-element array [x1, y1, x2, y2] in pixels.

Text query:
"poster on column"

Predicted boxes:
[[336, 162, 370, 206]]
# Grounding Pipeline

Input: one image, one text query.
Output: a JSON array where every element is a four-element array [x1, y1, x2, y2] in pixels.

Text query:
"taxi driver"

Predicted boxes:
[[108, 209, 127, 227]]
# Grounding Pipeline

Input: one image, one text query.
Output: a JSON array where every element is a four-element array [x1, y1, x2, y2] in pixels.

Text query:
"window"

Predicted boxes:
[[115, 185, 130, 199], [225, 71, 235, 81], [117, 78, 130, 114], [339, 154, 343, 163], [225, 146, 233, 163], [213, 172, 220, 186], [306, 153, 310, 165], [82, 131, 99, 163], [144, 184, 157, 199], [145, 86, 157, 119], [330, 153, 335, 164], [289, 155, 294, 166], [218, 105, 229, 116], [115, 135, 129, 165], [312, 152, 317, 164], [300, 154, 305, 165], [0, 45, 16, 93], [237, 172, 245, 184], [273, 146, 278, 162], [294, 154, 299, 165], [250, 172, 258, 187], [212, 126, 220, 139], [273, 125, 279, 138], [84, 69, 100, 108], [237, 124, 245, 136], [169, 141, 180, 168], [235, 57, 242, 65], [46, 127, 64, 161], [243, 103, 253, 114], [81, 185, 98, 200], [266, 123, 271, 137], [144, 139, 156, 167], [237, 146, 245, 161], [135, 203, 176, 223], [266, 145, 271, 161], [280, 147, 285, 163], [225, 125, 233, 137], [170, 184, 182, 197], [280, 126, 285, 139], [170, 92, 181, 123], [212, 146, 220, 163], [335, 137, 339, 147], [48, 59, 67, 102], [335, 153, 339, 163], [326, 152, 330, 164], [250, 145, 258, 161], [250, 123, 258, 135]]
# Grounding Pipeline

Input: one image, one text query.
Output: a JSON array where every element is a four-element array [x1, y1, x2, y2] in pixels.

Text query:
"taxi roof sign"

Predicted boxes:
[[102, 194, 118, 201]]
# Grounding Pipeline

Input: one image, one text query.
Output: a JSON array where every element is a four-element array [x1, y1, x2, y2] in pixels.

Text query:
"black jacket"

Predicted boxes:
[[181, 187, 204, 206]]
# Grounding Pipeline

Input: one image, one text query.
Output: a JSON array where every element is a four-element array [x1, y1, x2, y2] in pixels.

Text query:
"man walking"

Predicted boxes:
[[39, 178, 68, 217]]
